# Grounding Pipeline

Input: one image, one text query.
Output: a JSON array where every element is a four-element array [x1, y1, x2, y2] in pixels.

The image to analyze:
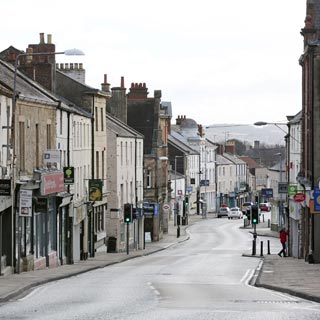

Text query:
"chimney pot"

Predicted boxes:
[[47, 34, 52, 44], [40, 33, 45, 44], [121, 76, 124, 88]]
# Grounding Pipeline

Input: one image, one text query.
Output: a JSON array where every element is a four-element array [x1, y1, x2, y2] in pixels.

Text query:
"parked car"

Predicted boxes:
[[241, 202, 253, 213], [228, 207, 243, 219], [259, 202, 271, 212], [217, 207, 230, 218], [259, 202, 270, 212]]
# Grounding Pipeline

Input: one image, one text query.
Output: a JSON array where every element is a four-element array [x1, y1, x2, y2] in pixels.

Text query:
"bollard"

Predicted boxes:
[[263, 214, 265, 223], [268, 240, 271, 254], [177, 226, 180, 238], [268, 219, 270, 228], [252, 239, 256, 256], [260, 241, 264, 256]]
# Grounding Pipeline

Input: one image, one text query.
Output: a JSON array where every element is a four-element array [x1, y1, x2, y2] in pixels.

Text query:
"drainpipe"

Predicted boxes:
[[90, 96, 95, 258]]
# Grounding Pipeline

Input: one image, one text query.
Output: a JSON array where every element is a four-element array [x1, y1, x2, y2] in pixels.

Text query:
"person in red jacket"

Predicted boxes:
[[278, 228, 288, 257]]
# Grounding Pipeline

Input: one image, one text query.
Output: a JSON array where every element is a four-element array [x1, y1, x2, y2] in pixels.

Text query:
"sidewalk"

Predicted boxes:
[[1, 214, 320, 304], [243, 218, 320, 303], [0, 214, 203, 303]]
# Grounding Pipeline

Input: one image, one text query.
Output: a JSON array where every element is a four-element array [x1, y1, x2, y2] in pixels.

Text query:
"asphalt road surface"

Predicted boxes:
[[1, 217, 320, 320]]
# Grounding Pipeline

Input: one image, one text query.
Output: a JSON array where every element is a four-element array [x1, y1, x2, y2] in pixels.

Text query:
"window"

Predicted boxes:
[[95, 107, 98, 131], [96, 151, 99, 179], [100, 108, 104, 131], [35, 124, 39, 168], [125, 142, 128, 165], [60, 109, 63, 135], [46, 124, 51, 149], [121, 141, 123, 166], [19, 122, 25, 171], [102, 150, 105, 186], [146, 169, 151, 188]]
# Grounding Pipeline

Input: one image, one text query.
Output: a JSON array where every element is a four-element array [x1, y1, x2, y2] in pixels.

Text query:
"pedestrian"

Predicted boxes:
[[278, 228, 288, 257]]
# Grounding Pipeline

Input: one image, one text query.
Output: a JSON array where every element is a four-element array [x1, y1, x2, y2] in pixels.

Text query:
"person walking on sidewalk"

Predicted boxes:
[[278, 228, 288, 257]]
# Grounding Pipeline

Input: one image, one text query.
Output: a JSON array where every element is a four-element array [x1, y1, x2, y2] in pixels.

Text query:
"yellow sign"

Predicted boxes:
[[89, 179, 102, 201]]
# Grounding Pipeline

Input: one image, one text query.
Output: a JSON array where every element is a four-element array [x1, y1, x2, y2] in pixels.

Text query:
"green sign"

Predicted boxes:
[[64, 167, 74, 184], [89, 179, 103, 201], [288, 185, 298, 196]]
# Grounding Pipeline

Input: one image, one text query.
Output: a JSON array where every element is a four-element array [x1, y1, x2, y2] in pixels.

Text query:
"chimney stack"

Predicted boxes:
[[101, 74, 111, 93]]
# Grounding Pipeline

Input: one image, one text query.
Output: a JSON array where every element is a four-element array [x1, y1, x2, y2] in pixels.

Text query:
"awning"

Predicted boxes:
[[57, 191, 73, 207]]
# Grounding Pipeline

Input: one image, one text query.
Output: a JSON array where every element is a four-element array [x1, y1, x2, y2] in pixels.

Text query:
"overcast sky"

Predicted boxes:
[[2, 0, 306, 126]]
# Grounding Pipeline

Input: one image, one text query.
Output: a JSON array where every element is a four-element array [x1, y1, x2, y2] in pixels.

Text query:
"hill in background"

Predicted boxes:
[[205, 124, 287, 147]]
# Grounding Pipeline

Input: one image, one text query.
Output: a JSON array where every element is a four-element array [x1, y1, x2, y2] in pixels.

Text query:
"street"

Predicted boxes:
[[1, 216, 320, 320]]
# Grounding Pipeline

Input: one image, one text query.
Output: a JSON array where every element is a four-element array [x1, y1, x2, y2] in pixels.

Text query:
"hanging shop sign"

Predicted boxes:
[[19, 189, 32, 217], [41, 172, 64, 196], [89, 179, 103, 201], [0, 179, 11, 196], [293, 192, 305, 203], [63, 167, 74, 184]]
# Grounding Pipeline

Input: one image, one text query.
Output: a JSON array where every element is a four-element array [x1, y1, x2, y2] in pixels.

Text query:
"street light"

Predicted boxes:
[[11, 48, 84, 273], [174, 156, 183, 227], [275, 151, 285, 228]]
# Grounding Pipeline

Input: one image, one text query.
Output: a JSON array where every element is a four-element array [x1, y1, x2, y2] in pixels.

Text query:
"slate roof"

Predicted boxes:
[[216, 154, 233, 165], [0, 59, 91, 118], [0, 59, 56, 105], [168, 133, 199, 155], [106, 112, 144, 139], [239, 156, 262, 169], [223, 152, 246, 165]]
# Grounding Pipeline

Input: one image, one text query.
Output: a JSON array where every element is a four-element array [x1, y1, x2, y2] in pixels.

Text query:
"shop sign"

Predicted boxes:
[[43, 150, 60, 164], [63, 167, 74, 184], [314, 187, 320, 212], [261, 188, 273, 198], [89, 179, 103, 201], [288, 185, 298, 196], [35, 197, 48, 213], [19, 189, 32, 217], [278, 183, 288, 194], [293, 193, 305, 202], [41, 172, 64, 195], [0, 179, 11, 196]]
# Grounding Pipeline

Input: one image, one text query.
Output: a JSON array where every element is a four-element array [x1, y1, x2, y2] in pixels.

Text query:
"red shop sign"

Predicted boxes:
[[293, 192, 305, 202], [41, 172, 64, 195]]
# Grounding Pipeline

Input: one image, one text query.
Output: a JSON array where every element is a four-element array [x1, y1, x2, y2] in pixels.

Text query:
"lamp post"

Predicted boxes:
[[11, 48, 84, 273], [174, 156, 183, 227], [275, 151, 284, 228]]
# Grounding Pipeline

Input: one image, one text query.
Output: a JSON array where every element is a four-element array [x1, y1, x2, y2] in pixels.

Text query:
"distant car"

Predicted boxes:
[[259, 202, 270, 212], [241, 202, 253, 213], [228, 207, 243, 219], [217, 207, 230, 218]]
